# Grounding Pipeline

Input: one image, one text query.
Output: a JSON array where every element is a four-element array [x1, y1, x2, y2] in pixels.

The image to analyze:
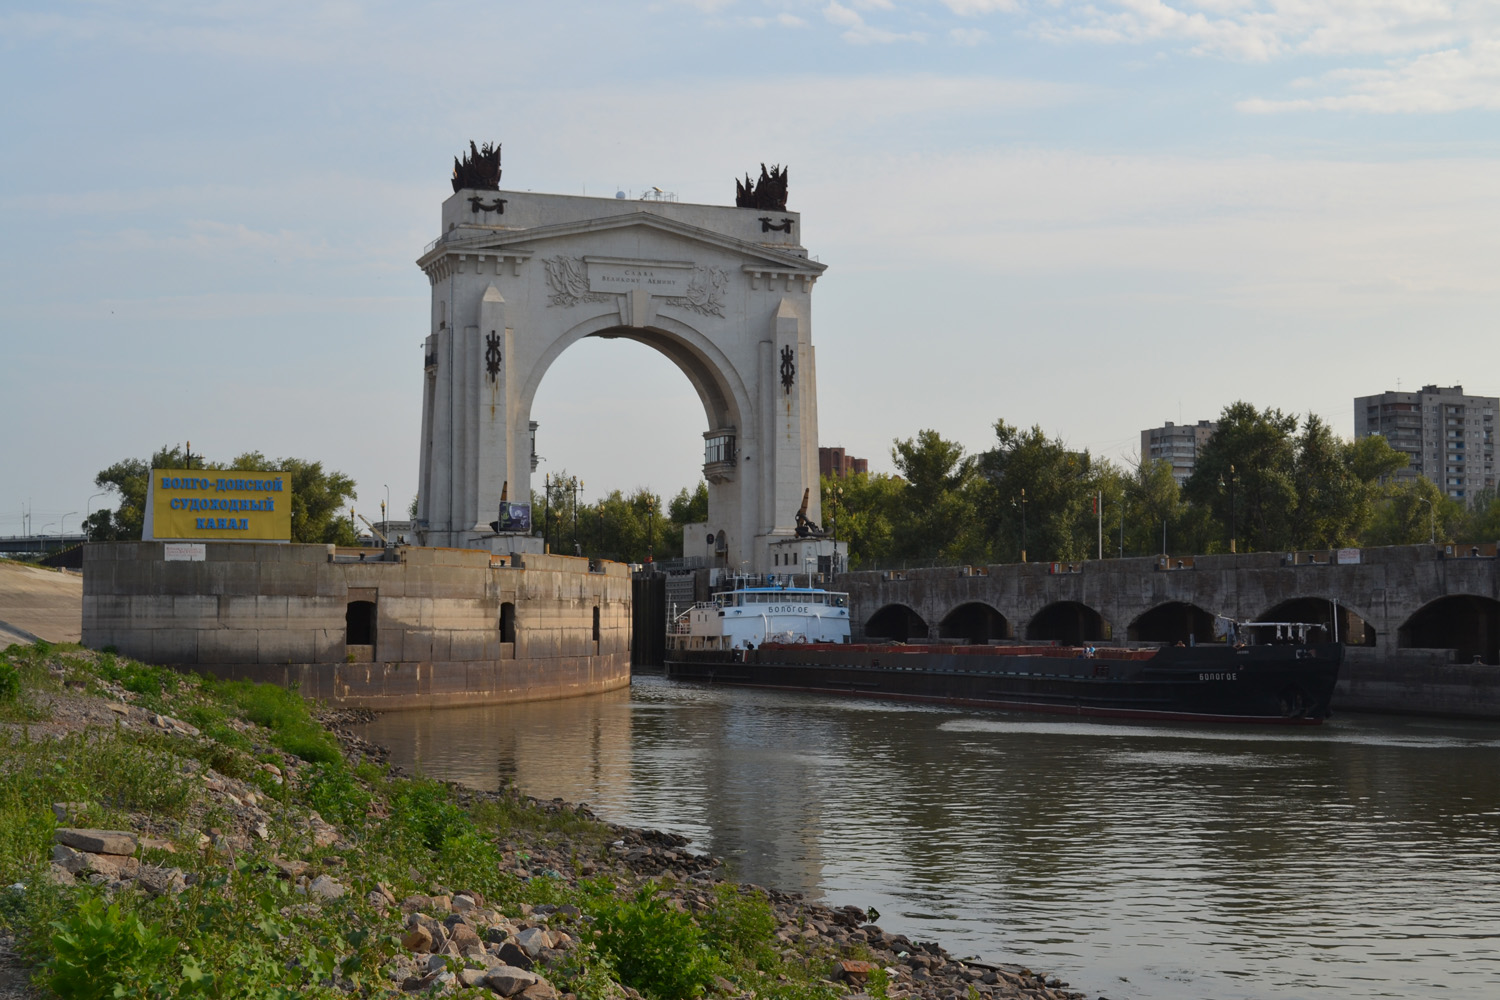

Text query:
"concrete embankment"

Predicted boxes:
[[0, 561, 81, 647]]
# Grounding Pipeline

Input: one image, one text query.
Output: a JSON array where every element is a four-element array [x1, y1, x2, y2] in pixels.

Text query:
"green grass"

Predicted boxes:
[[0, 644, 867, 1000]]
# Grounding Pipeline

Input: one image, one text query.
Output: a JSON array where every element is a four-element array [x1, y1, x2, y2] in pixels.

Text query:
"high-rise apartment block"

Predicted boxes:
[[1141, 420, 1217, 485], [1354, 384, 1496, 498]]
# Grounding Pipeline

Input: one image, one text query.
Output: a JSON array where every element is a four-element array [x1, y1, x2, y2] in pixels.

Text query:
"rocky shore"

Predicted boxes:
[[317, 719, 1096, 1000], [0, 643, 1101, 1000]]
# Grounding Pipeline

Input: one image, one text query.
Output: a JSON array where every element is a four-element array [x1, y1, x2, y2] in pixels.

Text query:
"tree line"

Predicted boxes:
[[822, 401, 1500, 570], [87, 447, 711, 562], [88, 401, 1500, 568]]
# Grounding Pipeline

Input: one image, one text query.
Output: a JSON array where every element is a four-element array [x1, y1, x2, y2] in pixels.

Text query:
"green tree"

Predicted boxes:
[[821, 471, 904, 570], [88, 444, 191, 540], [1365, 476, 1463, 546], [1124, 458, 1184, 556], [888, 430, 979, 564], [1459, 488, 1500, 544], [1291, 414, 1366, 548], [1184, 402, 1299, 552], [975, 421, 1116, 562]]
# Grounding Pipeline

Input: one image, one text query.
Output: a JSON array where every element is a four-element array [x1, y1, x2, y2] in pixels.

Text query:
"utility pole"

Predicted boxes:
[[1097, 491, 1103, 561]]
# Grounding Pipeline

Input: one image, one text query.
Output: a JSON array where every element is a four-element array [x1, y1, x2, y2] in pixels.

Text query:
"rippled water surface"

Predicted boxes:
[[357, 676, 1500, 1000]]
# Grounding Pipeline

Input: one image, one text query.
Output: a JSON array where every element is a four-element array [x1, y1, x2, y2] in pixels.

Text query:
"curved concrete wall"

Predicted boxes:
[[81, 542, 630, 709]]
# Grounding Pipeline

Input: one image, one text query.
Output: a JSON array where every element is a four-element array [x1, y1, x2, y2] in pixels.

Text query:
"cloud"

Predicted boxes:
[[822, 1, 925, 43], [1240, 37, 1500, 112], [744, 12, 808, 27], [949, 26, 990, 46], [940, 0, 1021, 13]]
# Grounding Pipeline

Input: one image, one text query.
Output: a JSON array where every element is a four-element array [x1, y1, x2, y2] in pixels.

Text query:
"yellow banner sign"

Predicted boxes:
[[149, 469, 292, 541]]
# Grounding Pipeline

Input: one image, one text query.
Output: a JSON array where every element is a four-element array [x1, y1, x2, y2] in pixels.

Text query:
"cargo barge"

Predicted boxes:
[[663, 577, 1342, 724]]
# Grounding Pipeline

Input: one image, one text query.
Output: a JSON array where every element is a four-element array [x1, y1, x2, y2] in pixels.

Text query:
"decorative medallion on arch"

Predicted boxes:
[[413, 167, 829, 572]]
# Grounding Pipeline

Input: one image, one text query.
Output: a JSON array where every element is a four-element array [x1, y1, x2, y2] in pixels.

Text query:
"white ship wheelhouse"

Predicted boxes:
[[671, 575, 851, 649]]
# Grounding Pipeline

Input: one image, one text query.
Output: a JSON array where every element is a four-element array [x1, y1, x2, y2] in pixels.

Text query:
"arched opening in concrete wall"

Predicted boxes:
[[529, 335, 718, 558], [1260, 598, 1376, 647], [864, 604, 929, 643], [500, 602, 517, 644], [938, 603, 1010, 644], [345, 600, 376, 650], [1027, 602, 1107, 644], [1399, 596, 1500, 664], [1128, 602, 1216, 644]]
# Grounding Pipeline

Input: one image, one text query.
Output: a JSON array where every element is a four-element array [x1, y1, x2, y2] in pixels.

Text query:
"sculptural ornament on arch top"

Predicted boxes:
[[414, 148, 838, 575]]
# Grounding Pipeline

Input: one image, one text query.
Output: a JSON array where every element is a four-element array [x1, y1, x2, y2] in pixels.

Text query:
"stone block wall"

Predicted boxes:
[[82, 542, 630, 709]]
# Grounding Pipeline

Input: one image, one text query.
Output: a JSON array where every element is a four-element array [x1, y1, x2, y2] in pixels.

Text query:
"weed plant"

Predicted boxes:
[[0, 644, 863, 1000]]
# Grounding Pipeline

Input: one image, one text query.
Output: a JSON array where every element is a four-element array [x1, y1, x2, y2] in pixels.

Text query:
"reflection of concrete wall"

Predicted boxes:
[[81, 542, 629, 709]]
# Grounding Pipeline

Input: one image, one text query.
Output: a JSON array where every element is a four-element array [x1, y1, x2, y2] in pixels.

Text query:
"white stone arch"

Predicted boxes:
[[518, 310, 753, 444], [413, 185, 833, 574]]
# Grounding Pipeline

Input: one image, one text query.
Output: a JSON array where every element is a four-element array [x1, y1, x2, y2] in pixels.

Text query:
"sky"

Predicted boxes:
[[3, 1, 1499, 535]]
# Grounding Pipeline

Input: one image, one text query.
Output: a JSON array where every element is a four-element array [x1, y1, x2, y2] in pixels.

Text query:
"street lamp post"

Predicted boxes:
[[60, 511, 78, 541], [1417, 496, 1436, 544], [85, 491, 108, 540], [645, 496, 655, 564], [384, 484, 391, 529], [570, 477, 584, 555], [1012, 488, 1028, 563], [1219, 465, 1238, 554]]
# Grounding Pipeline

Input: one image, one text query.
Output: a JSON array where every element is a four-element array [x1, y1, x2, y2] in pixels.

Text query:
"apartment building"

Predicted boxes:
[[1354, 384, 1497, 498], [1140, 420, 1217, 485]]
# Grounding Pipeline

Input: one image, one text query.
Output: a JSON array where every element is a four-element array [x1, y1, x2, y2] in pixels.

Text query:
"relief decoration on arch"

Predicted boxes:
[[543, 255, 728, 317], [543, 256, 611, 307], [663, 265, 729, 317]]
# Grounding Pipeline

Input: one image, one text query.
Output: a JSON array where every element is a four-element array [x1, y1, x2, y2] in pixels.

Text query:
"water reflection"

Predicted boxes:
[[358, 676, 1500, 1000]]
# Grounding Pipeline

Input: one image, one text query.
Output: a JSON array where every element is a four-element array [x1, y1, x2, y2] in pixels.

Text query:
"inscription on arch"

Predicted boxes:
[[543, 255, 729, 317]]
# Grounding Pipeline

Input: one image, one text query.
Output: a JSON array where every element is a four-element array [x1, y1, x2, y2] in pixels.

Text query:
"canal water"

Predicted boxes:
[[356, 676, 1500, 1000]]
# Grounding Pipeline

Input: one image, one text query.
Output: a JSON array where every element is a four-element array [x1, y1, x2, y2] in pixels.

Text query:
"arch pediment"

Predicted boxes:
[[418, 209, 826, 277]]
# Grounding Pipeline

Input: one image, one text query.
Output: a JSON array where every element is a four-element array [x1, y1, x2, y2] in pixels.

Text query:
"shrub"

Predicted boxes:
[[589, 882, 717, 1000], [300, 762, 371, 829], [206, 678, 341, 763], [700, 884, 778, 969], [44, 897, 181, 1000], [0, 660, 18, 702]]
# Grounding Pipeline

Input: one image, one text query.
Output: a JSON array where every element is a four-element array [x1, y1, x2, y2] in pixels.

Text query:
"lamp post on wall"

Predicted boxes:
[[829, 483, 843, 543], [645, 496, 655, 565], [569, 477, 583, 555], [1417, 496, 1436, 544], [1219, 465, 1238, 554], [1012, 488, 1028, 563]]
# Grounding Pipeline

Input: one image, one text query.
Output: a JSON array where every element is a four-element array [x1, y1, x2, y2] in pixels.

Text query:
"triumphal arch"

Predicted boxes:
[[414, 150, 830, 574]]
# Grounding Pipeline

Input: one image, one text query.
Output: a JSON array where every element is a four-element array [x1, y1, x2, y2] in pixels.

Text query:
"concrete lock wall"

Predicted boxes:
[[81, 542, 631, 709], [839, 544, 1500, 718]]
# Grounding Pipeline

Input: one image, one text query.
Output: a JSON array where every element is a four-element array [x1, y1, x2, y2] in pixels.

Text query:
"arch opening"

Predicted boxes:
[[939, 602, 1011, 644], [345, 600, 377, 649], [1399, 596, 1500, 664], [1260, 598, 1376, 647], [864, 604, 929, 643], [1027, 601, 1107, 644], [1128, 602, 1216, 645], [523, 318, 760, 567], [500, 601, 517, 644]]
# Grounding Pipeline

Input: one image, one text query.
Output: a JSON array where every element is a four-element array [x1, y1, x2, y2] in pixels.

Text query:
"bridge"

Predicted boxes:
[[838, 543, 1500, 718], [0, 534, 87, 557]]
